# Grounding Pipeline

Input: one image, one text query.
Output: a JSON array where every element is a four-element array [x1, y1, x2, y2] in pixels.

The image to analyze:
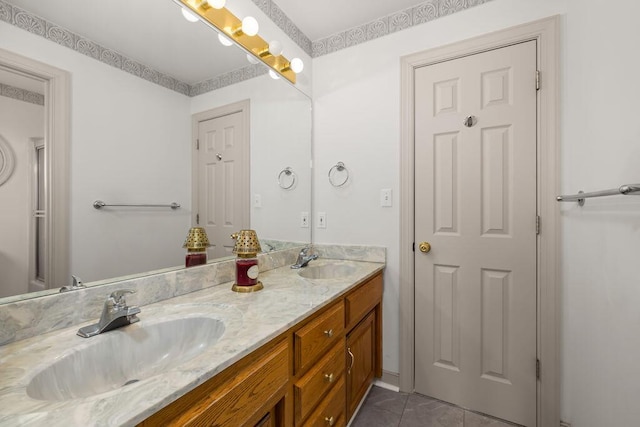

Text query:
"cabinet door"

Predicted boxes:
[[346, 311, 375, 418]]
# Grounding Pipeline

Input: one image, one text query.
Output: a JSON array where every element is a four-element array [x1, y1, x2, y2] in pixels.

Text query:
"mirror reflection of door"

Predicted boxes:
[[194, 101, 250, 260], [0, 69, 45, 298]]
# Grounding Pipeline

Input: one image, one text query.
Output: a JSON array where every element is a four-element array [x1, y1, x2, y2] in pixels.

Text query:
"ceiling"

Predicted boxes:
[[5, 0, 426, 89], [275, 0, 426, 41]]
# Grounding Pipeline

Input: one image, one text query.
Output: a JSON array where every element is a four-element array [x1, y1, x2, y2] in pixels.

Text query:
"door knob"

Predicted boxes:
[[419, 242, 431, 253]]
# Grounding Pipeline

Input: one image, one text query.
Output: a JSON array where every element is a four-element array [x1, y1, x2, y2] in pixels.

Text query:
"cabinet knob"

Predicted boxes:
[[324, 373, 335, 383], [323, 329, 333, 338], [325, 416, 335, 426]]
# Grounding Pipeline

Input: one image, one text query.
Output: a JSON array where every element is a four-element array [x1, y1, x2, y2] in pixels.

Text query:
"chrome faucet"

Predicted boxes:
[[77, 290, 141, 338], [291, 247, 318, 269], [59, 275, 86, 292]]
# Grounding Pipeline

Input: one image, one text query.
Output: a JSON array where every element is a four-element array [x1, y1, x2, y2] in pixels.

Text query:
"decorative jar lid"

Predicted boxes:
[[231, 229, 261, 256], [183, 227, 211, 251]]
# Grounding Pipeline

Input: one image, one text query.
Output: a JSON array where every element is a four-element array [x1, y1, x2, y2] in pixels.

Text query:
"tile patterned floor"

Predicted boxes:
[[350, 386, 520, 427]]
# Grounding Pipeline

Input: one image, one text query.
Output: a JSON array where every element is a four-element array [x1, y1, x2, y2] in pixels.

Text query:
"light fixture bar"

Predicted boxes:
[[177, 0, 296, 83]]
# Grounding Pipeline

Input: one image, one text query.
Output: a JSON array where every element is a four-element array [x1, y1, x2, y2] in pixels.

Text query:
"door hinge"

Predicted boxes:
[[196, 213, 200, 225], [536, 70, 541, 91], [196, 139, 200, 150], [536, 358, 541, 379], [536, 215, 541, 235]]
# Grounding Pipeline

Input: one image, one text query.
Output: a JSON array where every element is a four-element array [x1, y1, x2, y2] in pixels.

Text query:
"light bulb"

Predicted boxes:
[[290, 58, 304, 74], [241, 16, 259, 36], [268, 40, 283, 56], [181, 7, 199, 22], [269, 70, 280, 80], [246, 54, 259, 65], [218, 33, 233, 46], [207, 0, 226, 9]]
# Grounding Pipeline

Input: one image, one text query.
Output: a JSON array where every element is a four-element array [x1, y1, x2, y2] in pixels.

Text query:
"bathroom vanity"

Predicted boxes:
[[0, 256, 383, 427], [140, 270, 383, 426]]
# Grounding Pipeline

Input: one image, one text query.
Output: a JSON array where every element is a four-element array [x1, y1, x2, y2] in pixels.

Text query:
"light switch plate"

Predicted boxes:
[[380, 189, 392, 207], [317, 212, 326, 228], [300, 212, 309, 228], [253, 194, 262, 208]]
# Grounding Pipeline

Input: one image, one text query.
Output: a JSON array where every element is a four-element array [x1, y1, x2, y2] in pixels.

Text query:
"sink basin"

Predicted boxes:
[[298, 263, 357, 280], [26, 316, 225, 401]]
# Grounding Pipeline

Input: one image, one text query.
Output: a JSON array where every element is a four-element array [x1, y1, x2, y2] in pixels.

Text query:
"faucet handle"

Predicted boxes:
[[109, 289, 135, 307]]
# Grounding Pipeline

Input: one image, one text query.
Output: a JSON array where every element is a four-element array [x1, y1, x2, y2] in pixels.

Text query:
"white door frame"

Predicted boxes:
[[0, 47, 70, 290], [191, 99, 251, 231], [399, 16, 560, 426]]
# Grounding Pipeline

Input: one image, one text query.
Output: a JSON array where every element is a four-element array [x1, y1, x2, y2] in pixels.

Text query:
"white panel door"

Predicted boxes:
[[414, 41, 537, 426], [197, 111, 248, 259]]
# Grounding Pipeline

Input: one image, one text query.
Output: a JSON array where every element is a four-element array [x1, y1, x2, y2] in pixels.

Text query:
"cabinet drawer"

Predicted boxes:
[[295, 302, 344, 374], [302, 375, 346, 427], [346, 274, 382, 328], [295, 341, 345, 424], [142, 340, 289, 427]]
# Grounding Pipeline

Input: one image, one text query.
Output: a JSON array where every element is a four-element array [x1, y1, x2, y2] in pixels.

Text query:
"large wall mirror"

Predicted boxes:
[[0, 0, 312, 302]]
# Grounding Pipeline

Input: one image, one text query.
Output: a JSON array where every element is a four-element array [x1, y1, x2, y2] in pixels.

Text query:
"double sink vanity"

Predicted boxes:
[[0, 248, 384, 426]]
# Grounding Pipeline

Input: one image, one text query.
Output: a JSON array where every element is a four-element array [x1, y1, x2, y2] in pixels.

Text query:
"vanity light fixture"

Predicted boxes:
[[206, 0, 226, 9], [175, 0, 299, 83], [181, 7, 200, 22], [218, 33, 234, 46], [258, 40, 283, 58], [284, 58, 304, 74], [246, 53, 260, 64], [236, 16, 259, 37], [268, 70, 280, 80]]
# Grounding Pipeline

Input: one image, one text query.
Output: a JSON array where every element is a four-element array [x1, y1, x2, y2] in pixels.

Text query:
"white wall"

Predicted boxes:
[[0, 22, 192, 284], [0, 96, 43, 298], [313, 0, 639, 424]]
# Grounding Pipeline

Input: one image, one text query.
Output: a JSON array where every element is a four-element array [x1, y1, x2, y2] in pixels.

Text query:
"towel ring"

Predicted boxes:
[[278, 167, 296, 190], [328, 162, 349, 187]]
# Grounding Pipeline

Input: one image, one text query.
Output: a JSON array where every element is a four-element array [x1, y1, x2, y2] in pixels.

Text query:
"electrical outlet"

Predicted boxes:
[[317, 212, 327, 228], [300, 212, 309, 228], [380, 189, 392, 207], [253, 194, 262, 208]]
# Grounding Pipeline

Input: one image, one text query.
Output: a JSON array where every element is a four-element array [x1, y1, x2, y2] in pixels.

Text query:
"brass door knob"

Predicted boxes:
[[419, 242, 431, 253]]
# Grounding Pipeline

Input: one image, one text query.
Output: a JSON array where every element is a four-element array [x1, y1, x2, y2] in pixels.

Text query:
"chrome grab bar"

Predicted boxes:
[[93, 200, 180, 209], [556, 184, 640, 206]]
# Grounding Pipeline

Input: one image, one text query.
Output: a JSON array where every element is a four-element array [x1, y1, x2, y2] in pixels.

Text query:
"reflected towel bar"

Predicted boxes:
[[93, 200, 180, 210], [556, 184, 640, 206]]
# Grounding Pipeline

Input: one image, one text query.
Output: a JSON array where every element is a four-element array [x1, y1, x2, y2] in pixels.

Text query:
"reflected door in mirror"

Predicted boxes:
[[196, 108, 249, 259]]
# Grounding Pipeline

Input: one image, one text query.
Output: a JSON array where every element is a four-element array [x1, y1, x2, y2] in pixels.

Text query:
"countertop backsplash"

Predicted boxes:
[[0, 244, 384, 346]]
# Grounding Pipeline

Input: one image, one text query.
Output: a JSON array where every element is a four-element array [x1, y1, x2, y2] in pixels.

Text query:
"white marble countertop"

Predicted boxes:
[[0, 259, 384, 427]]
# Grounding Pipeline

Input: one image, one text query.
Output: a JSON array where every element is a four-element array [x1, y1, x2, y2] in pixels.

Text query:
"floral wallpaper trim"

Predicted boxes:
[[311, 0, 494, 58], [250, 0, 313, 57], [0, 82, 44, 105]]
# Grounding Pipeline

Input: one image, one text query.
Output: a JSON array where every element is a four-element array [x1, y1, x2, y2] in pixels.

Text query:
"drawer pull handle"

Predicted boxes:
[[324, 373, 335, 383], [347, 347, 354, 375], [325, 416, 335, 426], [323, 329, 334, 338]]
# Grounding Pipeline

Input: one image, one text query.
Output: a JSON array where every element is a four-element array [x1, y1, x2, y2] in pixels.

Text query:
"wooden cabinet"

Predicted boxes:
[[344, 273, 383, 419], [294, 302, 344, 375], [139, 339, 289, 427], [294, 340, 344, 424], [139, 271, 383, 427], [346, 311, 375, 418]]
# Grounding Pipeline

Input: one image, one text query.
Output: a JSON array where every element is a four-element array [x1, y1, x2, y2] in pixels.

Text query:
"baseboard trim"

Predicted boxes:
[[374, 370, 400, 392]]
